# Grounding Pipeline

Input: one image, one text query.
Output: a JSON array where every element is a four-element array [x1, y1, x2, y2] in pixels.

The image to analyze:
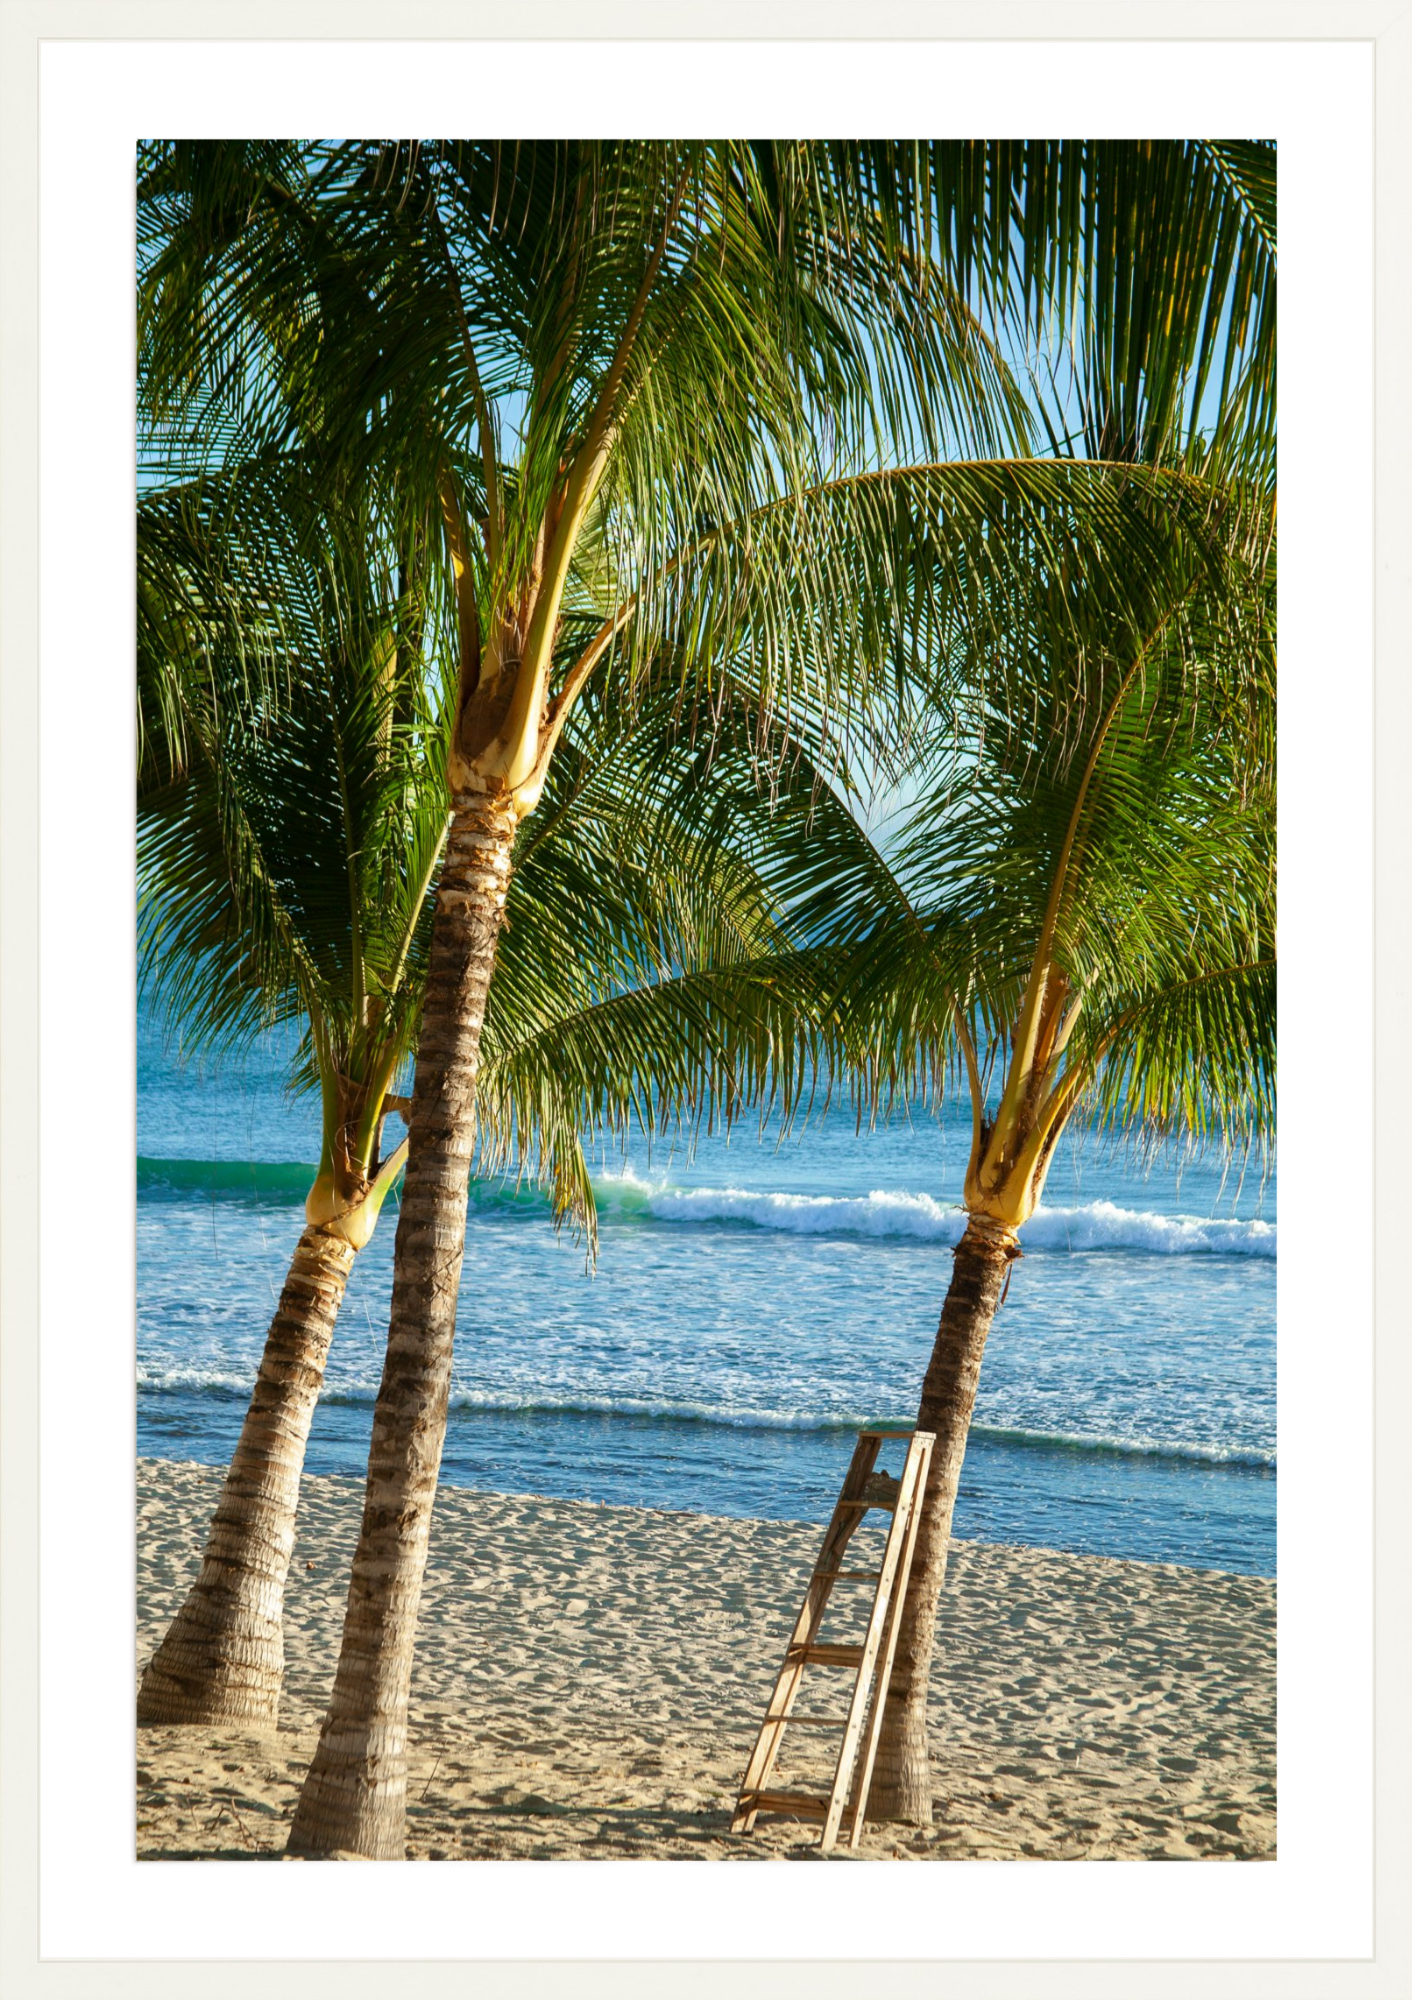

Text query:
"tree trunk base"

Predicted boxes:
[[285, 1751, 409, 1861], [137, 1226, 357, 1730], [137, 1599, 284, 1728], [865, 1699, 935, 1824], [285, 1849, 376, 1863]]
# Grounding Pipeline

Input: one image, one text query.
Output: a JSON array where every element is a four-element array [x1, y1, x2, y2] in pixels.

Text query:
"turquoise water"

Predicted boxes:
[[137, 1011, 1276, 1574]]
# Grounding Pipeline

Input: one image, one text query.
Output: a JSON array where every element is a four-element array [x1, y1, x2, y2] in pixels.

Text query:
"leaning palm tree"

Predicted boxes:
[[135, 457, 455, 1723], [834, 139, 1280, 1824], [799, 494, 1276, 1826], [136, 138, 1277, 1856], [135, 452, 866, 1725]]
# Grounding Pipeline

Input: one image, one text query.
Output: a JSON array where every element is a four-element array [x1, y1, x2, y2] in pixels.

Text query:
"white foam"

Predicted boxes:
[[645, 1182, 963, 1240], [135, 1363, 253, 1397], [134, 1368, 1274, 1468], [616, 1179, 1276, 1257], [1022, 1200, 1276, 1258]]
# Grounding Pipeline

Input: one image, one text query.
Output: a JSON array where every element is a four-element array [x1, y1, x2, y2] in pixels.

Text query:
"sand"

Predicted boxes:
[[136, 1456, 1276, 1861]]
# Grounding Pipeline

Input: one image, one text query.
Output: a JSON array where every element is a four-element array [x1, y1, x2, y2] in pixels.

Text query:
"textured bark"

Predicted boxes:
[[866, 1217, 1014, 1824], [286, 789, 516, 1859], [136, 1226, 357, 1725]]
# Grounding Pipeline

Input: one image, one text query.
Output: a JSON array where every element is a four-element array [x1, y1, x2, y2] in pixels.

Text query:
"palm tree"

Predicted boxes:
[[136, 138, 1277, 1856], [803, 515, 1277, 1828], [136, 458, 441, 1723], [834, 139, 1279, 1825], [135, 450, 869, 1725]]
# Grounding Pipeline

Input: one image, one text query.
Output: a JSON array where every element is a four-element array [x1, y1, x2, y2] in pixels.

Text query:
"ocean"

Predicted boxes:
[[137, 1007, 1276, 1576]]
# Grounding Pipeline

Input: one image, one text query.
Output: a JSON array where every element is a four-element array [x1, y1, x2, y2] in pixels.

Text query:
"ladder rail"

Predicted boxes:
[[843, 1433, 934, 1848], [820, 1434, 931, 1851], [731, 1433, 880, 1832], [732, 1427, 934, 1852]]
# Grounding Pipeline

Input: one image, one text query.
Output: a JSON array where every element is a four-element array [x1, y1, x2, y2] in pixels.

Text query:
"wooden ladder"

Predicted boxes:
[[731, 1427, 934, 1853]]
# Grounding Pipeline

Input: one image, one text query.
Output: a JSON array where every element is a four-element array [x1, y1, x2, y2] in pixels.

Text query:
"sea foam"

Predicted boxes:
[[613, 1177, 1275, 1258], [134, 1367, 1274, 1470]]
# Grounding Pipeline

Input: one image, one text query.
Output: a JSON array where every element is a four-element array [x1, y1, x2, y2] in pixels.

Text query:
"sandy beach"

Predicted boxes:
[[136, 1456, 1275, 1861]]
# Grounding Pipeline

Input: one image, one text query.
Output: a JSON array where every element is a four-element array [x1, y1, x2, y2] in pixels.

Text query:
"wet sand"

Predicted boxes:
[[136, 1456, 1276, 1861]]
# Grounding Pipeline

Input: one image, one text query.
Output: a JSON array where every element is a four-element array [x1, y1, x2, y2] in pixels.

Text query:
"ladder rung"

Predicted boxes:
[[735, 1430, 935, 1854], [741, 1789, 829, 1821], [858, 1427, 915, 1438], [787, 1642, 865, 1667]]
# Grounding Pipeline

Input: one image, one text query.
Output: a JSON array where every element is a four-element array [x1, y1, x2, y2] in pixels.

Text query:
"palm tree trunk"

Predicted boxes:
[[866, 1215, 1016, 1825], [136, 1224, 357, 1725], [286, 789, 516, 1859]]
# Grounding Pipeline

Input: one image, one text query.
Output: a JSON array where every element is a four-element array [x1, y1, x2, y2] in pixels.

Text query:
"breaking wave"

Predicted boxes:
[[607, 1175, 1275, 1258], [138, 1157, 1274, 1257]]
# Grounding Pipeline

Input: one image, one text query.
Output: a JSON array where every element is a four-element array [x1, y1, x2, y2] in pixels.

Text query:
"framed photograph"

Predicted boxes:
[[2, 7, 1406, 1997]]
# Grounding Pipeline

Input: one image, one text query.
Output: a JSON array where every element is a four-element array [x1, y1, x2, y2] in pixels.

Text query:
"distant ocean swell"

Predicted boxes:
[[139, 1158, 317, 1197], [139, 1157, 1275, 1259], [135, 1368, 1274, 1471]]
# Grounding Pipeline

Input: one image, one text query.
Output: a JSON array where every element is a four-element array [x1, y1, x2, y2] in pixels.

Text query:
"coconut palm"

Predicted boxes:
[[789, 493, 1277, 1826], [135, 138, 1277, 1856], [136, 457, 442, 1723], [135, 450, 872, 1725], [835, 139, 1280, 1825]]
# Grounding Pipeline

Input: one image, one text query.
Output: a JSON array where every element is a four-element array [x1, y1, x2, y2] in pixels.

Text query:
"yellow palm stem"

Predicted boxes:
[[506, 173, 689, 798], [437, 465, 482, 693], [952, 1003, 985, 1175], [351, 1044, 410, 1175], [981, 601, 1183, 1179]]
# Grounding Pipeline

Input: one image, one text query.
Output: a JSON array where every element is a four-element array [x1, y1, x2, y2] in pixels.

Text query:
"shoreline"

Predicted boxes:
[[137, 1456, 1276, 1861], [135, 1407, 1277, 1577]]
